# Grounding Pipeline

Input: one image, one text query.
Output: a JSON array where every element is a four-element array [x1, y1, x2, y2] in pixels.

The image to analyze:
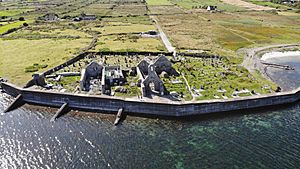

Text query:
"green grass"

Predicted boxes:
[[94, 34, 166, 52], [55, 76, 81, 92], [91, 23, 156, 35], [248, 0, 290, 9], [0, 20, 33, 35], [169, 0, 244, 11], [173, 57, 276, 100], [157, 10, 300, 58], [0, 9, 33, 17], [0, 38, 90, 85], [9, 26, 92, 39], [25, 63, 48, 72], [146, 0, 173, 6]]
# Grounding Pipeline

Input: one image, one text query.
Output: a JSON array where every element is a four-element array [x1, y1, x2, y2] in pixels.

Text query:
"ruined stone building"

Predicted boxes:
[[41, 13, 59, 21], [137, 55, 179, 97], [80, 61, 125, 95], [80, 61, 103, 91], [102, 66, 126, 95]]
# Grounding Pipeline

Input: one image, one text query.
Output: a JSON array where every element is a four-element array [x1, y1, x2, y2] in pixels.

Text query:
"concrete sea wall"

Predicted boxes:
[[1, 82, 300, 117]]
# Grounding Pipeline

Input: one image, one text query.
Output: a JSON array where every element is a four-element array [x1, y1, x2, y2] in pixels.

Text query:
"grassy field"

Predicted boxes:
[[91, 23, 156, 35], [0, 8, 34, 17], [95, 34, 166, 52], [169, 0, 244, 11], [8, 22, 92, 39], [0, 20, 33, 35], [0, 38, 90, 85], [157, 10, 300, 58], [90, 22, 166, 52], [146, 0, 173, 6], [247, 0, 291, 9]]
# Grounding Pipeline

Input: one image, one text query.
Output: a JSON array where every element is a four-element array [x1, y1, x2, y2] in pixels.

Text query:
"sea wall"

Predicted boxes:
[[1, 82, 300, 117]]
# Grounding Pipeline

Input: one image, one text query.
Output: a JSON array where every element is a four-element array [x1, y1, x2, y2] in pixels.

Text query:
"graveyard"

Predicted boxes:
[[25, 52, 275, 102]]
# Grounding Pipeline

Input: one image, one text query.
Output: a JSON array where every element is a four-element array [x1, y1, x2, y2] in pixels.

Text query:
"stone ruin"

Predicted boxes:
[[40, 13, 59, 21], [27, 54, 180, 99], [137, 54, 179, 97], [80, 54, 179, 97], [80, 61, 103, 91], [24, 73, 48, 88], [80, 61, 126, 95]]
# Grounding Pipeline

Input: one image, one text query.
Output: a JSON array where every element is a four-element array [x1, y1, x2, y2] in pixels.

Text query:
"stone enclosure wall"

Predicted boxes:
[[1, 82, 300, 117]]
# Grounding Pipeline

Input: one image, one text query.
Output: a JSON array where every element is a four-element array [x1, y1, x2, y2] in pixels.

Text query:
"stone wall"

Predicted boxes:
[[1, 82, 300, 117]]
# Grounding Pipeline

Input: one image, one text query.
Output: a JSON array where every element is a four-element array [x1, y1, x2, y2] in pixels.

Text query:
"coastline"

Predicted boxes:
[[242, 43, 300, 91]]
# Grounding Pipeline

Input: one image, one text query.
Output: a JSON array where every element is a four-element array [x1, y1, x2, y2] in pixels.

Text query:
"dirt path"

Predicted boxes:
[[222, 0, 274, 10], [150, 16, 176, 53], [182, 73, 196, 101]]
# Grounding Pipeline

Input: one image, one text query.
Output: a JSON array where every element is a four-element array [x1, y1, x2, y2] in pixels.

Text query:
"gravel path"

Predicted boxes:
[[150, 16, 176, 53]]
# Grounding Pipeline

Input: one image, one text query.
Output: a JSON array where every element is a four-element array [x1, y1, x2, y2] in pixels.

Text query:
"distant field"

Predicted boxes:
[[222, 0, 273, 10], [8, 22, 92, 39], [0, 39, 90, 85], [92, 23, 156, 35], [247, 0, 291, 9], [0, 20, 33, 35], [0, 8, 33, 17], [157, 10, 300, 58], [169, 0, 244, 11], [95, 34, 166, 52], [146, 0, 173, 6]]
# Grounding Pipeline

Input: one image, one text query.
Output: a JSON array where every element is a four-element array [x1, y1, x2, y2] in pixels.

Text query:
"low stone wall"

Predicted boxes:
[[1, 82, 300, 117]]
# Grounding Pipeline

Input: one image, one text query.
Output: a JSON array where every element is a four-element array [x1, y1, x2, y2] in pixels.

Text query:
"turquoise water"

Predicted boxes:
[[0, 57, 299, 168]]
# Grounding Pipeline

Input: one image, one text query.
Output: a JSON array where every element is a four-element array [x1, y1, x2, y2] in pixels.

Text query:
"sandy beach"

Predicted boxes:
[[261, 51, 300, 61]]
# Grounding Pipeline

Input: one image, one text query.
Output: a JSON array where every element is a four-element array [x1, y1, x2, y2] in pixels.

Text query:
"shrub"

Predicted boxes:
[[6, 28, 17, 34], [24, 63, 48, 73], [99, 48, 110, 52], [25, 66, 38, 72], [19, 17, 25, 21]]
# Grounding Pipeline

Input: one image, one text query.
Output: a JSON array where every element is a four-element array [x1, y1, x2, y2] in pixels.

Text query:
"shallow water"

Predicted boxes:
[[0, 56, 300, 168], [264, 55, 300, 91]]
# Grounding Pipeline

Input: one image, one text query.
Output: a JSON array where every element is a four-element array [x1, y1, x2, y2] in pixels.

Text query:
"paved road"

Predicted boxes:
[[150, 16, 176, 53]]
